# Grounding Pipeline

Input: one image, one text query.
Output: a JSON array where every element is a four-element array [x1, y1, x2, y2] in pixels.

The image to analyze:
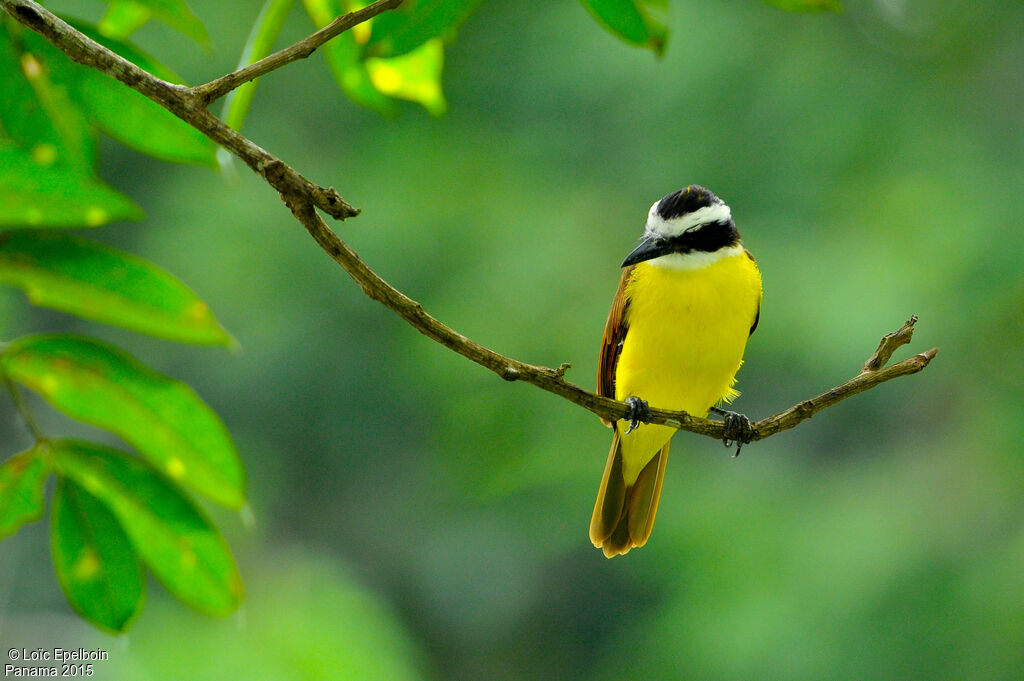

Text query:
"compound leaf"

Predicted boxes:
[[1, 335, 245, 508]]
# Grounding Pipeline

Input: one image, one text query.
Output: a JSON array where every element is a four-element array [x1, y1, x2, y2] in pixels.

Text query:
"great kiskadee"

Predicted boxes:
[[590, 185, 762, 557]]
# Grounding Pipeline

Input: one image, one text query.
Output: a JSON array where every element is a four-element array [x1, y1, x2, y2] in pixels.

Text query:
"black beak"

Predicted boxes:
[[621, 236, 674, 267]]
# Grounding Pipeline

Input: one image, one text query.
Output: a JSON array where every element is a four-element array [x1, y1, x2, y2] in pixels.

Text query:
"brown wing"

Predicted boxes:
[[597, 265, 634, 426]]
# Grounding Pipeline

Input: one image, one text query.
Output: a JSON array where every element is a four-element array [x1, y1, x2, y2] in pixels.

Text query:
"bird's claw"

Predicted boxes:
[[709, 406, 757, 457], [623, 396, 651, 435]]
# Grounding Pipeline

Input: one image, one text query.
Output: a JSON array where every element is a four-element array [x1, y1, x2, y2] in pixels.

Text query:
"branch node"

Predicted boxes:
[[186, 0, 405, 106], [554, 363, 571, 378], [501, 365, 520, 381]]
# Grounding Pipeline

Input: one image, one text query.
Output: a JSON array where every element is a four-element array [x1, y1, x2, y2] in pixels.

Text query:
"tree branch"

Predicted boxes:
[[750, 318, 938, 440], [0, 0, 939, 448]]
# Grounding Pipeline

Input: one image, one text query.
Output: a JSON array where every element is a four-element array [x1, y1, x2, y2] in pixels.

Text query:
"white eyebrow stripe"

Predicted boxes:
[[646, 201, 732, 238]]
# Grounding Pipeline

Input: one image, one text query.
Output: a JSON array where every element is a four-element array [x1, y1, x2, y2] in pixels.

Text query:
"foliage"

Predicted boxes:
[[0, 0, 241, 632]]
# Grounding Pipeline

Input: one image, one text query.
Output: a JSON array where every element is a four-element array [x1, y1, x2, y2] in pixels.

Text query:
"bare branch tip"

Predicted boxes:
[[299, 184, 359, 220], [862, 315, 924, 372], [894, 316, 918, 340]]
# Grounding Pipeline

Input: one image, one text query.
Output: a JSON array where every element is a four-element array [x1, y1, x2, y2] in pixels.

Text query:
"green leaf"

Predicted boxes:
[[0, 23, 141, 227], [51, 476, 144, 632], [760, 0, 842, 11], [365, 0, 482, 59], [0, 449, 49, 540], [0, 141, 142, 228], [97, 0, 211, 45], [20, 24, 216, 167], [0, 232, 232, 345], [578, 0, 667, 54], [51, 440, 242, 616], [221, 0, 297, 133], [1, 335, 245, 508], [0, 26, 93, 175], [98, 1, 154, 40], [0, 26, 47, 148], [304, 0, 397, 116], [366, 38, 446, 116]]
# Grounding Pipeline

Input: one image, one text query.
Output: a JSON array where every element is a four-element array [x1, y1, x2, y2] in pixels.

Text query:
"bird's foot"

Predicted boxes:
[[623, 396, 651, 435], [709, 406, 757, 457]]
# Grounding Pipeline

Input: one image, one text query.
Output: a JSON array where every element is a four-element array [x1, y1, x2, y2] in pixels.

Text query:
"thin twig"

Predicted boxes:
[[0, 0, 940, 448], [192, 0, 404, 106]]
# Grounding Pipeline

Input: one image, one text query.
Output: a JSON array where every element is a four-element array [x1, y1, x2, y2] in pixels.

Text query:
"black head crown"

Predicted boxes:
[[656, 185, 722, 221]]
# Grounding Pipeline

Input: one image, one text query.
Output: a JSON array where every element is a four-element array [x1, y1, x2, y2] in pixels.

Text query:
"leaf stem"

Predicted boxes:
[[3, 373, 45, 441]]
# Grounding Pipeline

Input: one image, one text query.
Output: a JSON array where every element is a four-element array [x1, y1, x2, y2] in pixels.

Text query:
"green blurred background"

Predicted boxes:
[[3, 0, 1023, 678]]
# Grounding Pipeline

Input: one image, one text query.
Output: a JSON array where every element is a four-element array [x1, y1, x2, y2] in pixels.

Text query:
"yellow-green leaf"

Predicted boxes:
[[367, 38, 447, 116], [1, 335, 245, 508], [51, 440, 242, 616], [0, 450, 49, 539], [51, 477, 144, 632], [0, 232, 232, 345]]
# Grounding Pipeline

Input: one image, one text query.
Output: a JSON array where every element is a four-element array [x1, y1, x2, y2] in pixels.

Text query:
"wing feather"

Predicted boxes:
[[597, 265, 634, 426]]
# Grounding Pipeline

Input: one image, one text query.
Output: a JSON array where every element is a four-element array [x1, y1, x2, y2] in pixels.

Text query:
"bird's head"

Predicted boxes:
[[622, 185, 742, 268]]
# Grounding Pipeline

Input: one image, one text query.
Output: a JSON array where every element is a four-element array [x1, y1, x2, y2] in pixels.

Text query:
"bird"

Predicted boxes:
[[590, 185, 763, 557]]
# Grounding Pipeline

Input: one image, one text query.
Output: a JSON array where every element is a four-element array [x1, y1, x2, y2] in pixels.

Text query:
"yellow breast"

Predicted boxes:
[[614, 251, 762, 482]]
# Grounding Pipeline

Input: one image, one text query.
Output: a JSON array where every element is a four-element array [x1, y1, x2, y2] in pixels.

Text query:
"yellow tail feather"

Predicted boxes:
[[589, 432, 670, 558]]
